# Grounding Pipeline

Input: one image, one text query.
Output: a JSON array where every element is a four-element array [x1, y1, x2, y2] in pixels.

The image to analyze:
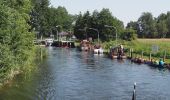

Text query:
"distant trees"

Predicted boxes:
[[30, 0, 50, 37], [30, 0, 74, 38], [74, 8, 124, 41], [127, 12, 170, 38]]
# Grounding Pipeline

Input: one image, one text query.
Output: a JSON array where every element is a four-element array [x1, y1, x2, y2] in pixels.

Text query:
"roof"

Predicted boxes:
[[59, 32, 71, 36]]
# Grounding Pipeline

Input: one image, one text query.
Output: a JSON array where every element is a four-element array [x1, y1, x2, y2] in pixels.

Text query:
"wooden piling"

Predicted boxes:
[[163, 50, 166, 62], [149, 52, 152, 61], [129, 48, 131, 58], [131, 49, 133, 59], [141, 51, 143, 58]]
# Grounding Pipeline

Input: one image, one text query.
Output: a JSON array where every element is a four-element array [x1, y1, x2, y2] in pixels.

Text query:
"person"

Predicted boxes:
[[120, 44, 123, 50], [118, 45, 123, 56], [159, 59, 164, 66], [153, 59, 159, 66]]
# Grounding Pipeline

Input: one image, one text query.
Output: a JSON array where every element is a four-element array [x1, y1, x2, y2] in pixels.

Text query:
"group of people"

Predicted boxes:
[[131, 57, 165, 67]]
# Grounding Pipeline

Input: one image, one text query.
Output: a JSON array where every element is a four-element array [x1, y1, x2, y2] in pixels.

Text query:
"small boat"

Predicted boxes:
[[80, 40, 91, 51], [93, 44, 104, 54], [45, 38, 54, 46], [109, 45, 126, 59]]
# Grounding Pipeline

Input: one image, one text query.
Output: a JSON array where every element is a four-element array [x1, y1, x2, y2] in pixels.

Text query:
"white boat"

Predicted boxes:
[[45, 38, 54, 46], [93, 44, 103, 54], [94, 48, 104, 54]]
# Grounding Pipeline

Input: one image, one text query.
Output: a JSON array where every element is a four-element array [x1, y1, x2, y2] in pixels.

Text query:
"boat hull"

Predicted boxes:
[[94, 49, 104, 54], [111, 55, 126, 59]]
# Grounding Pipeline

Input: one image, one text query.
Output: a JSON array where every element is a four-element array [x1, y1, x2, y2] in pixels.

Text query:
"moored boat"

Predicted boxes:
[[80, 40, 91, 51], [93, 44, 103, 54], [109, 45, 126, 59], [45, 38, 54, 46]]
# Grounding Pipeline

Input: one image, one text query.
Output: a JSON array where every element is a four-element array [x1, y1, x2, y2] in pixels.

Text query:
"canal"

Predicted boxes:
[[0, 47, 170, 100]]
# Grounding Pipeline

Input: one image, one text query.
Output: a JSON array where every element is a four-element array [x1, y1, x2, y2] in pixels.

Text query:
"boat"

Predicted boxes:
[[109, 45, 126, 59], [148, 59, 165, 68], [93, 44, 103, 54], [45, 38, 54, 46], [80, 40, 91, 51]]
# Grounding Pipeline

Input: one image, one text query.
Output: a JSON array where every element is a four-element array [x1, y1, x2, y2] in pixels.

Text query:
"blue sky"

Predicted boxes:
[[50, 0, 170, 26]]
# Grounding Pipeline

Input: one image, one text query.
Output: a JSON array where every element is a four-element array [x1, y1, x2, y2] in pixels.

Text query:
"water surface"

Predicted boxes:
[[0, 47, 170, 100]]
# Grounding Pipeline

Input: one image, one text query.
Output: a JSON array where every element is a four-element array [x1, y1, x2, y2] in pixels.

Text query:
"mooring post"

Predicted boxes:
[[141, 51, 143, 58], [163, 50, 166, 62], [132, 82, 136, 100], [131, 48, 133, 59], [130, 48, 131, 58], [149, 52, 152, 61], [70, 42, 72, 48]]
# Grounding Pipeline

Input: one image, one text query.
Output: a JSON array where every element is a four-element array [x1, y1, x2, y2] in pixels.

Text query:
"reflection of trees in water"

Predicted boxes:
[[117, 59, 125, 63]]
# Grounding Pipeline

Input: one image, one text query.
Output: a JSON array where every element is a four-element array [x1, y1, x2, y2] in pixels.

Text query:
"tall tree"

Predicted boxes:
[[138, 12, 157, 38], [30, 0, 50, 38], [166, 12, 170, 37], [74, 9, 124, 41]]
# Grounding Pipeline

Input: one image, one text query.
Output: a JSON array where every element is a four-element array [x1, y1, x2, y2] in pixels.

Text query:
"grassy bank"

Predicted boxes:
[[102, 39, 170, 63], [0, 46, 47, 86]]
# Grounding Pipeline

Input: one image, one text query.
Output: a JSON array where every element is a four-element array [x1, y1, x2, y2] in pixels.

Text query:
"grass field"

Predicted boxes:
[[102, 38, 170, 63]]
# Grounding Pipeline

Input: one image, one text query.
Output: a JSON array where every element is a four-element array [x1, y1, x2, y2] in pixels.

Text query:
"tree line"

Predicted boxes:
[[127, 12, 170, 38], [74, 9, 124, 41], [30, 0, 74, 38], [74, 9, 139, 42], [29, 1, 136, 42]]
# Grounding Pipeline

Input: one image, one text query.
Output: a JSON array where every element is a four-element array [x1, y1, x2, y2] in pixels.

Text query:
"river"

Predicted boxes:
[[0, 47, 170, 100]]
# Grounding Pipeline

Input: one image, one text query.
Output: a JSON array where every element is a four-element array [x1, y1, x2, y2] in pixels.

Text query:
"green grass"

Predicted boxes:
[[102, 39, 170, 63]]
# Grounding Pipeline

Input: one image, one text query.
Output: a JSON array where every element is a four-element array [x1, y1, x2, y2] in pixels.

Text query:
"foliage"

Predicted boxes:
[[127, 39, 170, 61], [74, 9, 124, 41], [121, 29, 137, 41], [30, 0, 74, 38], [0, 0, 35, 84], [127, 12, 170, 38]]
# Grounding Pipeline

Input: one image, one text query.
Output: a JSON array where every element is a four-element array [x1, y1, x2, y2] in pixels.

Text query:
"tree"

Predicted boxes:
[[157, 20, 168, 38], [121, 29, 137, 41], [30, 0, 50, 38], [166, 12, 170, 37], [138, 12, 157, 38], [74, 8, 124, 41], [0, 0, 34, 81]]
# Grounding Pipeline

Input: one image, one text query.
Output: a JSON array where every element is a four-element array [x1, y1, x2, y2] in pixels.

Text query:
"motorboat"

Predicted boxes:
[[109, 45, 126, 59], [45, 38, 54, 46], [93, 44, 103, 54]]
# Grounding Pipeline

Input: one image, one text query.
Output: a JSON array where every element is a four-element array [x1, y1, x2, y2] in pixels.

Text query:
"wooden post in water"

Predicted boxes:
[[163, 50, 166, 62], [141, 51, 143, 58], [70, 42, 72, 48], [131, 48, 133, 59], [132, 82, 136, 100], [149, 52, 152, 61], [129, 48, 131, 58]]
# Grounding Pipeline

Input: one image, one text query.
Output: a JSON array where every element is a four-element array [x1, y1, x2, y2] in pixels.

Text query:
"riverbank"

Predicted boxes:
[[102, 39, 170, 63], [0, 46, 47, 87]]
